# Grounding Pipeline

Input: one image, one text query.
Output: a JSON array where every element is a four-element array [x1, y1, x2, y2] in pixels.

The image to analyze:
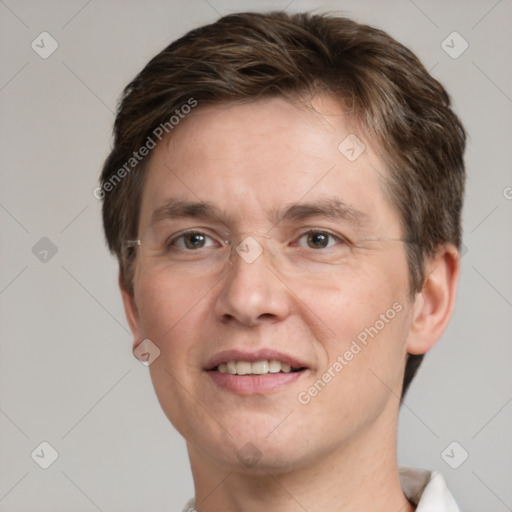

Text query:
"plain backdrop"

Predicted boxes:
[[1, 1, 511, 511]]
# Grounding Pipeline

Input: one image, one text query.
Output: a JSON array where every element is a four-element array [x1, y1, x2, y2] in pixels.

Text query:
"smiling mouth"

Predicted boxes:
[[211, 360, 307, 376]]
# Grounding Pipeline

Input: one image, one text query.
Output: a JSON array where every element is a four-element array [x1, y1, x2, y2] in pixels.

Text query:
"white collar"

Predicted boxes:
[[181, 467, 460, 511], [399, 467, 460, 511]]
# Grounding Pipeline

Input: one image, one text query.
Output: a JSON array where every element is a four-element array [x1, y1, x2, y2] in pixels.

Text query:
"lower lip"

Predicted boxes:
[[207, 370, 305, 395]]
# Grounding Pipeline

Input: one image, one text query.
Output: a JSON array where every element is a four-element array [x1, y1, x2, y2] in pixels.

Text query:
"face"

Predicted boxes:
[[124, 95, 417, 472]]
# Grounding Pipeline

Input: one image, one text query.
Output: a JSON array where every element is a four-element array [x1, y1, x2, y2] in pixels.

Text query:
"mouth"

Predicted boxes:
[[211, 359, 307, 375], [205, 349, 309, 395]]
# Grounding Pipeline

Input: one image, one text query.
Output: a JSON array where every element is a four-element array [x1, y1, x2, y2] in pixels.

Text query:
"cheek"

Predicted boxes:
[[133, 268, 217, 342], [293, 287, 410, 441], [301, 254, 408, 343], [297, 252, 411, 398], [134, 271, 220, 434], [132, 269, 222, 413]]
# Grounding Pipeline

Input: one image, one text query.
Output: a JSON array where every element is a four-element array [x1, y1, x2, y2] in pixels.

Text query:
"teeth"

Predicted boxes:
[[268, 360, 281, 373], [280, 362, 291, 373], [235, 361, 251, 375], [216, 359, 296, 375], [251, 360, 268, 374]]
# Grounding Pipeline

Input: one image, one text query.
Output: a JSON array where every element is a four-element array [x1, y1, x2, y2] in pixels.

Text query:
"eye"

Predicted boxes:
[[169, 231, 218, 250], [296, 230, 345, 249]]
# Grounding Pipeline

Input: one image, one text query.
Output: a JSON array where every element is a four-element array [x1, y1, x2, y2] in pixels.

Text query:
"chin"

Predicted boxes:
[[211, 438, 305, 473], [188, 415, 316, 472]]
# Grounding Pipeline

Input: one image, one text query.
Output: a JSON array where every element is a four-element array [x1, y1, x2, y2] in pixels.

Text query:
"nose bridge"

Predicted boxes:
[[215, 234, 288, 325], [232, 233, 268, 264]]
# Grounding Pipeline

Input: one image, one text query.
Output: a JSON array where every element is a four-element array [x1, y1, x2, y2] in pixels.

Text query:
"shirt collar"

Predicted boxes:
[[399, 467, 460, 511], [181, 467, 460, 511]]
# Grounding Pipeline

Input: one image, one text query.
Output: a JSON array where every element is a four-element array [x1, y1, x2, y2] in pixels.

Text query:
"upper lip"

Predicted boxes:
[[205, 349, 309, 371]]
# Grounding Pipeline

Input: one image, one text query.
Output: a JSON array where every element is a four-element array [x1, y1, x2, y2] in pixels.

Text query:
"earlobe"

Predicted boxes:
[[118, 271, 144, 351], [406, 244, 460, 355]]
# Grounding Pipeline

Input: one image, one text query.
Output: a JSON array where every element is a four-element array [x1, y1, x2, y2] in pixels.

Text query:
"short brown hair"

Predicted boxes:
[[100, 11, 466, 396]]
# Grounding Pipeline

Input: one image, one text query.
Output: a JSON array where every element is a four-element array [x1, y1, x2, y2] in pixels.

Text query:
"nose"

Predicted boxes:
[[213, 238, 291, 327]]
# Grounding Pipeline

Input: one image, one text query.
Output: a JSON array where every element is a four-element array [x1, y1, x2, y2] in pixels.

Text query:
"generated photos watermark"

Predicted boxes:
[[93, 97, 197, 200], [297, 302, 403, 405]]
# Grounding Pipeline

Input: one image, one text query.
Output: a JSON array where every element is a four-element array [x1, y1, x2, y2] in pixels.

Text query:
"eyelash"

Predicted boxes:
[[296, 229, 349, 249], [167, 229, 349, 250], [165, 231, 218, 250]]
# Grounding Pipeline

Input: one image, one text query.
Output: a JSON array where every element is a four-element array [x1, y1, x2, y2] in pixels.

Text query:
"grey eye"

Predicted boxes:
[[173, 232, 216, 250], [297, 230, 341, 249]]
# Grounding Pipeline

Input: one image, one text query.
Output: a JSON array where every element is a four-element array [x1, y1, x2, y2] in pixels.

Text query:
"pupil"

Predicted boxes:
[[309, 232, 328, 248], [186, 233, 205, 249]]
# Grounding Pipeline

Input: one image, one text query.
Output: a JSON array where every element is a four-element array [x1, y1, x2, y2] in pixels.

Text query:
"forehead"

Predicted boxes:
[[139, 95, 402, 237]]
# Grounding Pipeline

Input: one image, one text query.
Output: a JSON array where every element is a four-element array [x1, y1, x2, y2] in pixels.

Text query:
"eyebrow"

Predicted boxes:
[[149, 197, 370, 229], [150, 199, 230, 226], [273, 198, 370, 228]]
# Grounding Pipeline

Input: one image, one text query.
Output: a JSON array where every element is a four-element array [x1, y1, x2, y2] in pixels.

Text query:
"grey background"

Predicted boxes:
[[1, 0, 511, 510]]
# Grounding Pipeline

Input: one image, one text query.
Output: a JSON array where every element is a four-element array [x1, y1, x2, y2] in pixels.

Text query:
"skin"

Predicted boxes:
[[120, 95, 460, 511]]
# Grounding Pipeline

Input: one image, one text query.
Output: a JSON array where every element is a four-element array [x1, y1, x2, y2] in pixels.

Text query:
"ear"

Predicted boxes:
[[118, 271, 144, 352], [406, 244, 460, 355]]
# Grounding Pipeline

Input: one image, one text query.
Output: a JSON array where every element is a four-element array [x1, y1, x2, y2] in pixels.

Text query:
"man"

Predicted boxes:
[[100, 11, 465, 511]]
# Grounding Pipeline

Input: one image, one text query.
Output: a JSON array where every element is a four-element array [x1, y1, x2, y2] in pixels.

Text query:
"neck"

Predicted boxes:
[[187, 410, 415, 512]]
